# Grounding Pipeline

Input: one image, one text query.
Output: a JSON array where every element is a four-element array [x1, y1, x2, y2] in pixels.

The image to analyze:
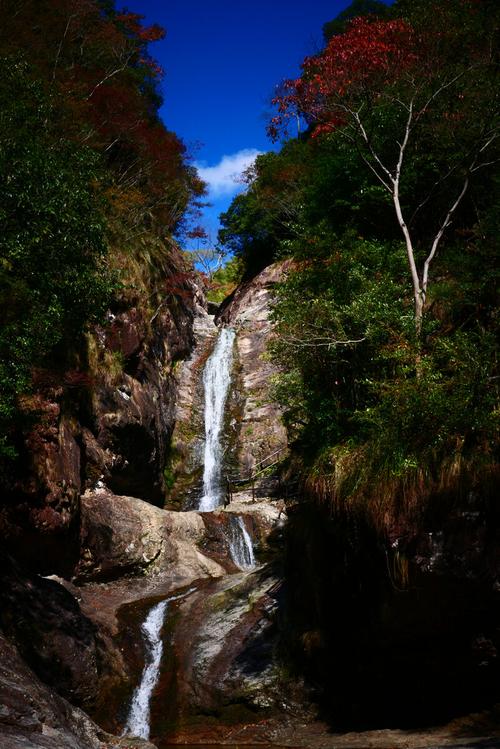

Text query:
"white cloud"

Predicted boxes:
[[196, 148, 263, 198]]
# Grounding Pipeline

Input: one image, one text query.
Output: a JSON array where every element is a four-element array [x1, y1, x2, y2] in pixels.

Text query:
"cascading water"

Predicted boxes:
[[229, 515, 256, 570], [122, 588, 195, 740], [199, 327, 235, 512], [198, 328, 256, 568]]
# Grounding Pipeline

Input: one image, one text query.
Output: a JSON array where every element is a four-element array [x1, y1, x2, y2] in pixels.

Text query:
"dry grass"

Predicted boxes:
[[300, 441, 500, 534]]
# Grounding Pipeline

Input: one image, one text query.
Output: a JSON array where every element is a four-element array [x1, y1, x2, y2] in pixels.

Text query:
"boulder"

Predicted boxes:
[[75, 490, 227, 583], [0, 631, 156, 749]]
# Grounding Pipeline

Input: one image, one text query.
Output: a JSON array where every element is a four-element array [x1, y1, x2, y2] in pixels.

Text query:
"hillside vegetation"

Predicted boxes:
[[0, 0, 205, 464], [220, 0, 500, 523]]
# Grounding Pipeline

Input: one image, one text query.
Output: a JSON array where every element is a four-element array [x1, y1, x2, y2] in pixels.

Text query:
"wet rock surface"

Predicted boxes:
[[270, 721, 500, 748], [167, 298, 218, 510], [174, 568, 287, 712], [150, 565, 311, 746], [75, 490, 229, 583], [0, 630, 156, 749], [66, 491, 283, 738], [68, 493, 287, 742], [218, 262, 289, 477]]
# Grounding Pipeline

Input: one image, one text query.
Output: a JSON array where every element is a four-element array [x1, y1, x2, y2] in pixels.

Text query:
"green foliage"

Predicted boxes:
[[221, 0, 500, 511], [323, 0, 391, 40], [207, 255, 245, 303], [163, 466, 176, 493], [270, 234, 413, 446], [0, 1, 204, 462], [271, 228, 499, 502], [0, 58, 115, 453], [218, 146, 312, 274]]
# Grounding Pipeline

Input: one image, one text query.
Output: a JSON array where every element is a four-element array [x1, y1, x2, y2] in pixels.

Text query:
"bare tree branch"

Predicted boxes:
[[422, 176, 470, 296], [52, 14, 75, 81], [282, 335, 366, 349]]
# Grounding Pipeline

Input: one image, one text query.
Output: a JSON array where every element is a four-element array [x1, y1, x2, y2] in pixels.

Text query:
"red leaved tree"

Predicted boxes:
[[269, 7, 499, 334]]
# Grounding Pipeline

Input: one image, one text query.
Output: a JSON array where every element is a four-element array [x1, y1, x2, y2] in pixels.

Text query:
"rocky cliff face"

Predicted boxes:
[[165, 297, 218, 510], [0, 551, 99, 710], [0, 628, 156, 749], [2, 274, 199, 573], [0, 267, 210, 745], [88, 296, 194, 505], [168, 262, 289, 510], [283, 486, 500, 729], [218, 261, 289, 478]]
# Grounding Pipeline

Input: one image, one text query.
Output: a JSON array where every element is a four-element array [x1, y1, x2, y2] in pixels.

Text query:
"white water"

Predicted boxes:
[[199, 327, 235, 512], [122, 588, 195, 740], [229, 515, 256, 570]]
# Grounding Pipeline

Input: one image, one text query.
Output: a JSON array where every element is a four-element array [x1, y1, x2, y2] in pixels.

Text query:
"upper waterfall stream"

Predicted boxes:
[[199, 327, 235, 512]]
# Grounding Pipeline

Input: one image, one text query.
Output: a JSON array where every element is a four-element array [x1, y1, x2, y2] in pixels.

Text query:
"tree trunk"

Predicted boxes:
[[415, 292, 424, 338]]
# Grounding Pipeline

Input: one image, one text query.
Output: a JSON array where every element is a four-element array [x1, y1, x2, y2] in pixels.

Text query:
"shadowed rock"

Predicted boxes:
[[0, 552, 98, 709], [0, 631, 156, 749]]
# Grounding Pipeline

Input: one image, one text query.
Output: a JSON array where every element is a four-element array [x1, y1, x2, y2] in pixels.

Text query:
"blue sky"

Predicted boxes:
[[123, 1, 370, 248]]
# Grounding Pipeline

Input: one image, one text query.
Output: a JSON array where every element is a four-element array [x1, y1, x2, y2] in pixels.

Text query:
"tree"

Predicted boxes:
[[323, 0, 391, 41], [270, 2, 499, 335], [0, 58, 114, 454], [0, 0, 205, 237], [0, 1, 206, 459], [218, 148, 309, 275]]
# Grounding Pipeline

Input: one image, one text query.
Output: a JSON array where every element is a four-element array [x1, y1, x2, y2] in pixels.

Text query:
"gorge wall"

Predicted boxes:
[[167, 261, 289, 510], [282, 473, 500, 730], [0, 261, 295, 749], [0, 259, 203, 747], [1, 261, 198, 574], [1, 257, 500, 749]]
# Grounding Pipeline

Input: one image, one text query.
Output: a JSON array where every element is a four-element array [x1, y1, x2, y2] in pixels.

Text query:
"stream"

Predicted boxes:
[[122, 588, 196, 739], [121, 326, 261, 744], [228, 514, 256, 569], [73, 311, 488, 749]]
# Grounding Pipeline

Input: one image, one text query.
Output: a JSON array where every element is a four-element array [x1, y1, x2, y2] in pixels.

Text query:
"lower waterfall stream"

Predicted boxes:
[[122, 588, 196, 740], [228, 514, 256, 570], [122, 326, 259, 744]]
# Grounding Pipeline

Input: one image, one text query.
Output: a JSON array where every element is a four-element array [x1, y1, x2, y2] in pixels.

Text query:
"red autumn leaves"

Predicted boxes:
[[269, 16, 418, 140]]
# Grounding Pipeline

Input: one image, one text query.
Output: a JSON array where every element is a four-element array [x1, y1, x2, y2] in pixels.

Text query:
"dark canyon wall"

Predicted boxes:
[[282, 478, 500, 729], [1, 268, 201, 574]]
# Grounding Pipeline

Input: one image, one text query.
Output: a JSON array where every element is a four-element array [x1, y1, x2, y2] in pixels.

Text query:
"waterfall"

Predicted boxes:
[[199, 327, 235, 512], [123, 588, 195, 740], [229, 515, 256, 570]]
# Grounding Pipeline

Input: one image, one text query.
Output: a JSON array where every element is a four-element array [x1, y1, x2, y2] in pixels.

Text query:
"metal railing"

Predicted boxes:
[[223, 445, 289, 505]]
